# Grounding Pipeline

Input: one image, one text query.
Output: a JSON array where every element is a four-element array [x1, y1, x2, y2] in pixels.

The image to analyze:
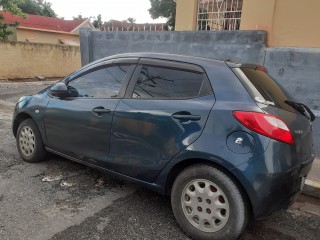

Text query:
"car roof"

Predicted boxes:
[[69, 52, 258, 82], [67, 52, 230, 80], [85, 52, 227, 68]]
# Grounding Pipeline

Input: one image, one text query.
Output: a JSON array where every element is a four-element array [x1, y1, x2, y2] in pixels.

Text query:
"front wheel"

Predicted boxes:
[[171, 164, 249, 240], [16, 119, 47, 163]]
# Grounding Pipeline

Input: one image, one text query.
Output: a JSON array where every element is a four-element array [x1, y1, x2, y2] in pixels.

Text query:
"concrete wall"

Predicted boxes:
[[264, 48, 320, 111], [80, 30, 267, 66], [263, 47, 320, 155], [80, 29, 320, 155], [0, 41, 81, 79]]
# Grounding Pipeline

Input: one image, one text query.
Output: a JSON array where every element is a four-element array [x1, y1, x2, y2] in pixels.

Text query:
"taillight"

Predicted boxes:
[[233, 111, 294, 145]]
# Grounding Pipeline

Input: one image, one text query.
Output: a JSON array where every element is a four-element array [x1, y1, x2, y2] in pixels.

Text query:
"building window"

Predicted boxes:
[[197, 0, 243, 31]]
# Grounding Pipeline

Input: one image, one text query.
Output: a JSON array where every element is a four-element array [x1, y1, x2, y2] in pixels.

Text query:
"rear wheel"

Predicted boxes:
[[16, 119, 46, 163], [171, 164, 249, 240]]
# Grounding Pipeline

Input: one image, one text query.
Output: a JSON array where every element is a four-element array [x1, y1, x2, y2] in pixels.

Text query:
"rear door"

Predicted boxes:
[[109, 58, 215, 182], [233, 66, 314, 166]]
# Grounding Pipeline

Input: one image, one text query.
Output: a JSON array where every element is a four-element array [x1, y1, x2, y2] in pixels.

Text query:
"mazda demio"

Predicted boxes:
[[13, 53, 315, 240]]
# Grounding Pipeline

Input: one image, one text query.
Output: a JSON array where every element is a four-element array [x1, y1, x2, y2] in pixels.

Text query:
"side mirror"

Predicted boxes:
[[50, 82, 68, 98]]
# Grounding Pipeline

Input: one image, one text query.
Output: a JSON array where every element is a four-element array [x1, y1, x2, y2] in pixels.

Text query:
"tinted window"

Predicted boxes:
[[68, 65, 129, 98], [132, 66, 211, 99], [240, 68, 294, 112]]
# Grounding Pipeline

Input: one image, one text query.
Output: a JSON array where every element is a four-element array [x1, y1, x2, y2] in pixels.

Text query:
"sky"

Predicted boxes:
[[48, 0, 166, 23]]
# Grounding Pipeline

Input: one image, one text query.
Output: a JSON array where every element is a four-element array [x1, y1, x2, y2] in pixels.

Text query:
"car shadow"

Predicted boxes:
[[45, 155, 319, 240]]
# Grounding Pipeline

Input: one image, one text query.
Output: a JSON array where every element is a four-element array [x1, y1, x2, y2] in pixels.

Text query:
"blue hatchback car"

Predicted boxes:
[[13, 53, 315, 240]]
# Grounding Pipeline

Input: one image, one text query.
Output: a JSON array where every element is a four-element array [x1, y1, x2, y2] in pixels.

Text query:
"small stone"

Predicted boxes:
[[36, 76, 46, 81]]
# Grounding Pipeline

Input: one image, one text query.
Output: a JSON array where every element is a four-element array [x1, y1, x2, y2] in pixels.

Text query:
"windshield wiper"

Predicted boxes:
[[285, 100, 316, 122]]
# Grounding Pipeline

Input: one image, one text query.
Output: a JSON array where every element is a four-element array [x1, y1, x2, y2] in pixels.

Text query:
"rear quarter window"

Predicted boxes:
[[238, 68, 295, 112]]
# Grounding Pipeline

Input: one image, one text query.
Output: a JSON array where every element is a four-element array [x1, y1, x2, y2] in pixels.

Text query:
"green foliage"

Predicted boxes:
[[40, 1, 56, 17], [93, 14, 102, 29], [17, 0, 57, 17], [1, 0, 25, 15], [74, 14, 104, 29], [0, 20, 19, 41], [0, 0, 26, 40], [73, 14, 85, 20], [127, 17, 136, 24], [149, 0, 176, 29]]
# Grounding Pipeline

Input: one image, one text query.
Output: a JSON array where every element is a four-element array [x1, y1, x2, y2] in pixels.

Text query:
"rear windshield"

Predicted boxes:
[[239, 68, 294, 112]]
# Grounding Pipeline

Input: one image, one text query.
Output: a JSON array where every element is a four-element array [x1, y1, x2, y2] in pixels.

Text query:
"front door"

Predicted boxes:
[[44, 62, 134, 166], [109, 59, 215, 182]]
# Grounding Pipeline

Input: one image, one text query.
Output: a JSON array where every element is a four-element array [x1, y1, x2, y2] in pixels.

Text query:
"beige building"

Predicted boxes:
[[175, 0, 320, 48], [1, 11, 94, 46]]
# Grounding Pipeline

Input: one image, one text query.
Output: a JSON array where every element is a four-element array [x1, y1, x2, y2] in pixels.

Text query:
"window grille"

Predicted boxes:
[[197, 0, 243, 31]]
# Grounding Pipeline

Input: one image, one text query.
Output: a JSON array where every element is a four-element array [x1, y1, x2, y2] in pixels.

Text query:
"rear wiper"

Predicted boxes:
[[299, 102, 316, 122], [285, 100, 316, 122]]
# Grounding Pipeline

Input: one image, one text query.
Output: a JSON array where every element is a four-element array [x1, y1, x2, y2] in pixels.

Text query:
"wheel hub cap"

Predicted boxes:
[[181, 179, 230, 232], [19, 126, 35, 157]]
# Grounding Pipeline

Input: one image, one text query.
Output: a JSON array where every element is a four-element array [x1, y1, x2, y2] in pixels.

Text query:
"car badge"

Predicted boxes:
[[294, 130, 304, 134]]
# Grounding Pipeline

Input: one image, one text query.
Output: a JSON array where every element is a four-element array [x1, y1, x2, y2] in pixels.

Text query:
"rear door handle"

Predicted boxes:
[[92, 107, 111, 116], [172, 112, 201, 121]]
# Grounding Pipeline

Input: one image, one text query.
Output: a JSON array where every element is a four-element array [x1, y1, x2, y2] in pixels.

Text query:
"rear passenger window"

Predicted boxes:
[[132, 66, 212, 99], [240, 68, 294, 112]]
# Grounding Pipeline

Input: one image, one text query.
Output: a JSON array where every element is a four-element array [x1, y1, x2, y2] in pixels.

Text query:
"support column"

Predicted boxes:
[[175, 0, 198, 31]]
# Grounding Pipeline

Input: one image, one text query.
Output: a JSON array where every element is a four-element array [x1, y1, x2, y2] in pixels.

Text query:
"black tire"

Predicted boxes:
[[171, 164, 249, 240], [16, 118, 47, 163]]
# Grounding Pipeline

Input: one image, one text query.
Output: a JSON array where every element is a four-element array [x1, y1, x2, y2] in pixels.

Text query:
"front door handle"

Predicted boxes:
[[172, 112, 201, 121], [92, 107, 111, 116]]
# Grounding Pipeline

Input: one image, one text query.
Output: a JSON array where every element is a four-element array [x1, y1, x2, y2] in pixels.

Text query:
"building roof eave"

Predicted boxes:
[[71, 19, 95, 33], [16, 26, 79, 35]]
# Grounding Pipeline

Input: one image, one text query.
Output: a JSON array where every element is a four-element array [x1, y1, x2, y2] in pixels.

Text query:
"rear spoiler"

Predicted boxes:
[[226, 62, 268, 72]]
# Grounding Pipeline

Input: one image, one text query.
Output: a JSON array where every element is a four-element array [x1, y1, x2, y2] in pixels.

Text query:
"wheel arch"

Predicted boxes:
[[164, 158, 253, 215], [13, 112, 33, 137]]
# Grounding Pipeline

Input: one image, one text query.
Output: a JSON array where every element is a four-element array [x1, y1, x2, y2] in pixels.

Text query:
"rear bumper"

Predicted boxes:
[[231, 155, 314, 219]]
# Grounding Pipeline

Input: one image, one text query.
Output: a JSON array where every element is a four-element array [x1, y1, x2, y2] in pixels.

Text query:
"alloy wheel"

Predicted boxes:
[[19, 126, 36, 157], [181, 179, 230, 233]]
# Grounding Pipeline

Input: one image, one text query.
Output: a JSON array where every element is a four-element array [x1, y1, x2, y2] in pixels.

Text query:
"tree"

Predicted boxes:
[[0, 0, 25, 40], [40, 1, 56, 17], [93, 14, 102, 29], [127, 17, 136, 24], [149, 0, 176, 29], [17, 0, 57, 17], [73, 14, 92, 22], [73, 14, 85, 20]]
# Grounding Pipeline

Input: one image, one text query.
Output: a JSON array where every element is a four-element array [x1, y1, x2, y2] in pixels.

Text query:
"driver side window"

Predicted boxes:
[[67, 64, 130, 98]]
